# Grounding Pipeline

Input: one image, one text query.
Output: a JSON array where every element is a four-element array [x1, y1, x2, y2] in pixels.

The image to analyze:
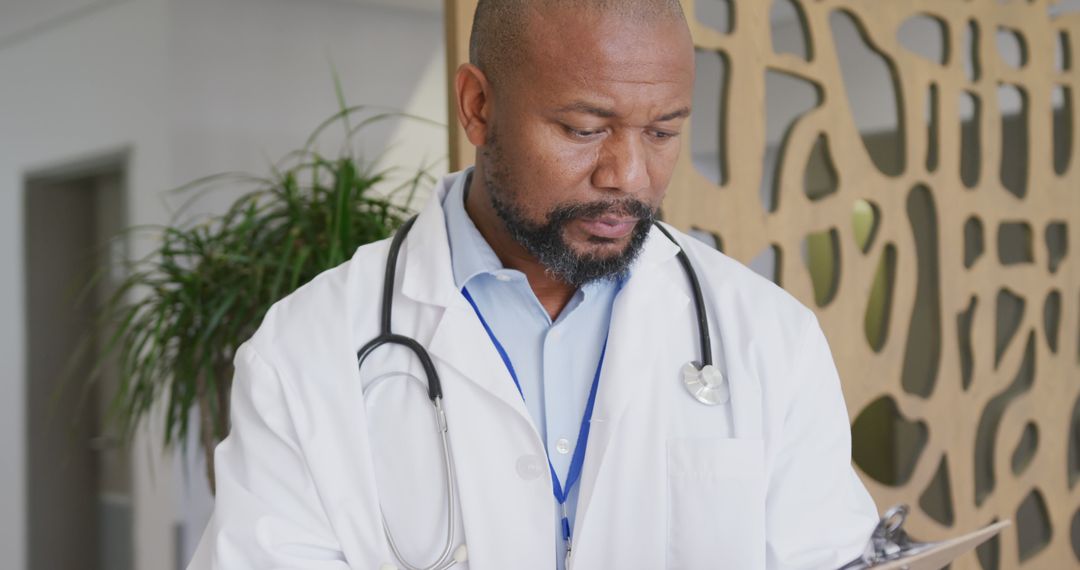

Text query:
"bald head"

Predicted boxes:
[[469, 0, 687, 86], [453, 0, 693, 289]]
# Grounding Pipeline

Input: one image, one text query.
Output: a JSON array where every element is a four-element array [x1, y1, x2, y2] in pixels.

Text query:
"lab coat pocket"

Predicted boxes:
[[666, 437, 766, 570]]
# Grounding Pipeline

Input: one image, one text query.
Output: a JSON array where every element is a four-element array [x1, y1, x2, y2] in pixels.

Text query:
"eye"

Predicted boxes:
[[563, 125, 604, 139], [648, 129, 680, 141]]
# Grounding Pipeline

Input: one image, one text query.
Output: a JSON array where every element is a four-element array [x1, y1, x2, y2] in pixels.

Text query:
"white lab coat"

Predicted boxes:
[[189, 170, 878, 570]]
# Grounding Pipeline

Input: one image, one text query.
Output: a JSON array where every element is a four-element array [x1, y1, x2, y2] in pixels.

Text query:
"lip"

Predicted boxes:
[[577, 216, 638, 240]]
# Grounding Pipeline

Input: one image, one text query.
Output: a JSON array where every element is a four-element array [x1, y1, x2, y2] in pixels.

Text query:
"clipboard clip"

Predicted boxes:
[[838, 505, 933, 569]]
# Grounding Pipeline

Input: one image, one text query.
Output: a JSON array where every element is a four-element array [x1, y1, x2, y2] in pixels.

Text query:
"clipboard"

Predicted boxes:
[[838, 505, 1012, 569], [870, 520, 1011, 569]]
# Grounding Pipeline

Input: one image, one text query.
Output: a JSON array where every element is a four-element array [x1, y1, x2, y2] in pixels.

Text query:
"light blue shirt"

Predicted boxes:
[[442, 169, 620, 569]]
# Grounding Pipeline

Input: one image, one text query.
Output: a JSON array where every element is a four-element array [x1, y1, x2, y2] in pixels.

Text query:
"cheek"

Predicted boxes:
[[646, 140, 683, 200], [526, 128, 597, 180], [511, 126, 598, 197]]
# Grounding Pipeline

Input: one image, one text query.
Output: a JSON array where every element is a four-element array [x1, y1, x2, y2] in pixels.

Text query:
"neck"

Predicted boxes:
[[464, 172, 576, 320]]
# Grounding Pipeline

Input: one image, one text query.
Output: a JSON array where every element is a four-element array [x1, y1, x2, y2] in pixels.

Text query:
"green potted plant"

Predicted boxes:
[[85, 102, 439, 492]]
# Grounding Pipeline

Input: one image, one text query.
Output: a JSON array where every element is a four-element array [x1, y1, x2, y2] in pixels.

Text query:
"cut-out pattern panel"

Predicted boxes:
[[446, 1, 1080, 568], [666, 1, 1080, 568]]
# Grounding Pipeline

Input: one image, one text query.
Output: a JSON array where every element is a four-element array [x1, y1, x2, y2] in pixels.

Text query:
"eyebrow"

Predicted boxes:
[[554, 102, 691, 123], [555, 102, 618, 118], [655, 107, 691, 122]]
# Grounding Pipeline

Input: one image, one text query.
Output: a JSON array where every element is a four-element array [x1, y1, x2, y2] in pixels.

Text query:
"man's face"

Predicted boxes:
[[479, 8, 695, 285]]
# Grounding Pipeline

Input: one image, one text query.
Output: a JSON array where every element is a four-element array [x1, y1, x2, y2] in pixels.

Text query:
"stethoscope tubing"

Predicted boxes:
[[380, 396, 459, 570], [358, 214, 712, 569], [359, 215, 461, 570], [652, 222, 712, 367]]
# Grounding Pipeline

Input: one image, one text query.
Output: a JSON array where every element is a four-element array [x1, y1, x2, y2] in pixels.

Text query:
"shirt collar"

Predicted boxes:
[[441, 167, 626, 301], [442, 167, 508, 289]]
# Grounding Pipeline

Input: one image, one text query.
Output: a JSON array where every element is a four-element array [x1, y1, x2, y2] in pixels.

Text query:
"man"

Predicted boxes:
[[190, 0, 878, 568]]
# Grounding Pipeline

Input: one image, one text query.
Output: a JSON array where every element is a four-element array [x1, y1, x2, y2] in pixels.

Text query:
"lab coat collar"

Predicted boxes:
[[400, 176, 458, 309]]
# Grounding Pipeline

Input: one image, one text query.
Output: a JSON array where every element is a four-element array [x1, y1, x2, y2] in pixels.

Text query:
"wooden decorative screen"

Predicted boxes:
[[446, 1, 1080, 567]]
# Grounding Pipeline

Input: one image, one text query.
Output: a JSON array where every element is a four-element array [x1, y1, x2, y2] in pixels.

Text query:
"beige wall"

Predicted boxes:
[[446, 1, 1080, 568]]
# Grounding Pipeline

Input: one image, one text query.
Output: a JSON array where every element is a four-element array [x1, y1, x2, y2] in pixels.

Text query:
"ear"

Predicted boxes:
[[454, 63, 493, 147]]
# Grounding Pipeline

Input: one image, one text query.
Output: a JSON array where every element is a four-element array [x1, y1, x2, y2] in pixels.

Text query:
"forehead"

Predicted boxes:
[[512, 8, 695, 111]]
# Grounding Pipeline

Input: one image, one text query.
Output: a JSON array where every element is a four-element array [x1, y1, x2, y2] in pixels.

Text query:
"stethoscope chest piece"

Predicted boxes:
[[682, 362, 729, 406]]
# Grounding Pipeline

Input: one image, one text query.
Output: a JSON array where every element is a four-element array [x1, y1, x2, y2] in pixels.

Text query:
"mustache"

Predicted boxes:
[[545, 198, 658, 225]]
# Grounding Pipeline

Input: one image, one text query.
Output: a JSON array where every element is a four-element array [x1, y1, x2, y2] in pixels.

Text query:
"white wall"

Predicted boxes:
[[0, 1, 172, 568], [165, 0, 447, 213], [0, 0, 448, 567], [160, 0, 448, 563]]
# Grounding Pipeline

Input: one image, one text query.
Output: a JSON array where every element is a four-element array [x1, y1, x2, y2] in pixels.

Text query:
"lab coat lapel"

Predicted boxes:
[[572, 227, 685, 546], [393, 175, 555, 568], [426, 304, 535, 422], [398, 178, 536, 428], [424, 298, 553, 568], [712, 288, 765, 440]]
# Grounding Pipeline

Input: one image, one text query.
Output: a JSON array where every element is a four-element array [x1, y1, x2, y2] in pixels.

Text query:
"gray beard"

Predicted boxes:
[[478, 141, 657, 287]]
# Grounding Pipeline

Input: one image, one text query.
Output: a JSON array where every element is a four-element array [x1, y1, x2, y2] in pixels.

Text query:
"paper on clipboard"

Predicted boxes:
[[870, 520, 1011, 570]]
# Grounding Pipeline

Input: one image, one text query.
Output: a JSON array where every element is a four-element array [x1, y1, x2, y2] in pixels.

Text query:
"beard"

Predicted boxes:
[[480, 134, 658, 287]]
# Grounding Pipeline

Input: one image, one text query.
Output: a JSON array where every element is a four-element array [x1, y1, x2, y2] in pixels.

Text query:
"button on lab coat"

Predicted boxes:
[[188, 170, 878, 569]]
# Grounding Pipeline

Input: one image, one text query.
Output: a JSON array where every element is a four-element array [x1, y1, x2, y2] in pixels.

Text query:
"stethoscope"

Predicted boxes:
[[356, 214, 727, 570]]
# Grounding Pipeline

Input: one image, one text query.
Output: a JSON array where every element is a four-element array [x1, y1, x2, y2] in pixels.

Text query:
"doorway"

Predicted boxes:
[[24, 156, 132, 570]]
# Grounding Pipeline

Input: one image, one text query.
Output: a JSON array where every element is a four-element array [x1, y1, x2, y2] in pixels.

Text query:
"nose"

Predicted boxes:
[[591, 129, 650, 195]]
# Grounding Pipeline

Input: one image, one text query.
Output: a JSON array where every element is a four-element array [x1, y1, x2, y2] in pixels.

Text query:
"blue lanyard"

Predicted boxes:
[[461, 287, 605, 554]]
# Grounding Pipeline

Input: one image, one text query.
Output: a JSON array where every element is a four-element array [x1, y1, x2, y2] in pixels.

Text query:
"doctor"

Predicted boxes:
[[190, 0, 879, 568]]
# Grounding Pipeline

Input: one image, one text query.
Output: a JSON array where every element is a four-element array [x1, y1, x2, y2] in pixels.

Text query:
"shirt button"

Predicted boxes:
[[495, 273, 512, 282], [555, 438, 572, 455], [516, 455, 545, 480]]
